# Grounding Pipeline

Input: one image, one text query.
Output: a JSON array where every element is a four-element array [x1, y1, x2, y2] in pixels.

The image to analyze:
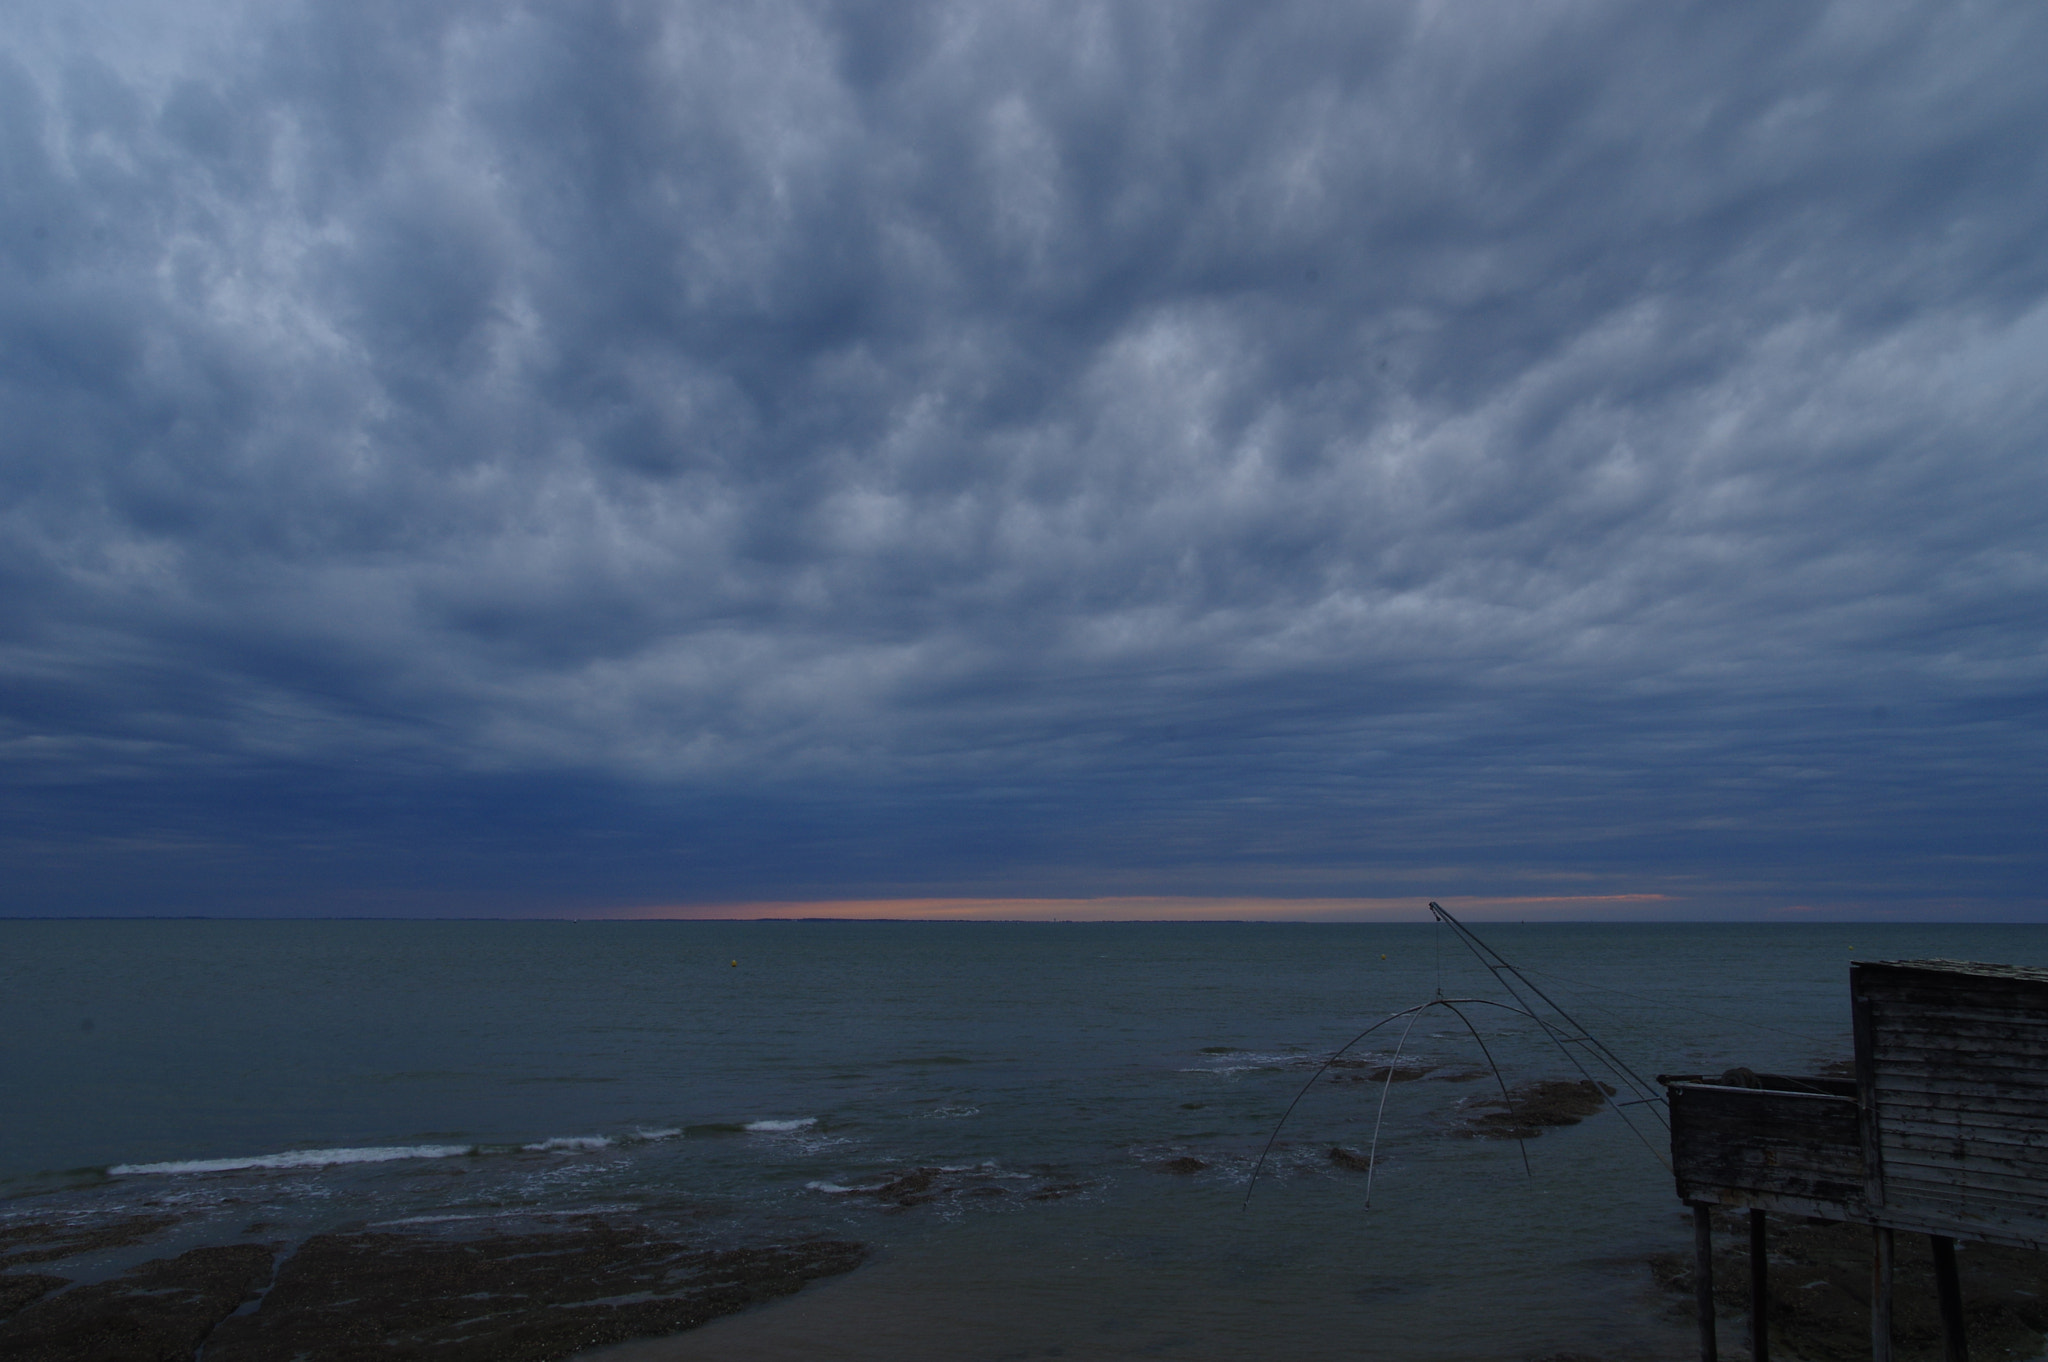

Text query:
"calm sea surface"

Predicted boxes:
[[6, 919, 2046, 1360]]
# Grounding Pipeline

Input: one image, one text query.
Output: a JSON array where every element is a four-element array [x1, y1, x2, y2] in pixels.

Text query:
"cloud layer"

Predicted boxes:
[[3, 1, 2045, 915]]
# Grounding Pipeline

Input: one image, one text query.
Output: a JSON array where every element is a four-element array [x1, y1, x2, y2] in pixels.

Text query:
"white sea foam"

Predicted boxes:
[[743, 1118, 817, 1133], [373, 1202, 641, 1227], [805, 1180, 884, 1194], [109, 1144, 475, 1176], [105, 1123, 701, 1177], [523, 1136, 612, 1152]]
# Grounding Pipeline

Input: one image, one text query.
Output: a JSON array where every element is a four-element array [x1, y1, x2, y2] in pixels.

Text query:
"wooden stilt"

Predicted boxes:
[[1872, 1226, 1894, 1362], [1693, 1202, 1718, 1362], [1930, 1235, 1968, 1362], [1748, 1209, 1768, 1362]]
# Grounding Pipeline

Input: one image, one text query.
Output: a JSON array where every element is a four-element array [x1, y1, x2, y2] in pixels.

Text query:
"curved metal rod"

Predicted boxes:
[[1361, 1006, 1423, 1207], [1435, 998, 1533, 1178]]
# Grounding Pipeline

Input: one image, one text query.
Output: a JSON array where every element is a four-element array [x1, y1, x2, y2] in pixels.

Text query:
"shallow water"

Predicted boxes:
[[5, 919, 2044, 1359]]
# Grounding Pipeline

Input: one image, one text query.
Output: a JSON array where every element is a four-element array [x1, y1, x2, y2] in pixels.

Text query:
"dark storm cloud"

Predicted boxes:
[[2, 1, 2045, 914]]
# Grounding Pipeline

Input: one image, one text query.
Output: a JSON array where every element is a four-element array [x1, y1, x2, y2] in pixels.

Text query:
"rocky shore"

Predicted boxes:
[[1648, 1207, 2048, 1362], [0, 1212, 864, 1362]]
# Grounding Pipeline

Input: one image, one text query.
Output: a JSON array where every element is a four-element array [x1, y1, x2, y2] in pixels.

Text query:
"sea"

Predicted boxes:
[[5, 918, 2045, 1361]]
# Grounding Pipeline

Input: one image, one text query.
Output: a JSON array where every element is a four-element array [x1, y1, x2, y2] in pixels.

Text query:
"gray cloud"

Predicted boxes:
[[2, 0, 2045, 914]]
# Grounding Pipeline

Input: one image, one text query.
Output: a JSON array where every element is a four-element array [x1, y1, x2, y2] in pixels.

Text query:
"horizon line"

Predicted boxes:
[[6, 891, 2042, 923]]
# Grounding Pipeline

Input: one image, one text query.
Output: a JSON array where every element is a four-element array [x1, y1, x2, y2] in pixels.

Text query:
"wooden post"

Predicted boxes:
[[1930, 1235, 1968, 1362], [1748, 1209, 1768, 1362], [1693, 1202, 1718, 1362], [1871, 1226, 1894, 1362]]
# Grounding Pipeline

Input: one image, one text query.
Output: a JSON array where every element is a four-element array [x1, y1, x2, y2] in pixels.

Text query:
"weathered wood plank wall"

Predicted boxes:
[[1855, 961, 2048, 1250], [1671, 1085, 1866, 1215]]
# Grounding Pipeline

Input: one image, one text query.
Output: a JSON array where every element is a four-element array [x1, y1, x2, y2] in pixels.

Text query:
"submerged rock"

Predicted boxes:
[[0, 1242, 273, 1361], [1029, 1182, 1090, 1201], [1456, 1079, 1616, 1139], [1325, 1059, 1436, 1083], [869, 1168, 941, 1205], [1328, 1146, 1374, 1172], [1156, 1156, 1208, 1174], [819, 1165, 1070, 1207], [1318, 1060, 1489, 1085]]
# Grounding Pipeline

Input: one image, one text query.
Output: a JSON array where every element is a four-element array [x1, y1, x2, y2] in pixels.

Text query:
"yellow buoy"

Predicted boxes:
[[730, 959, 738, 967]]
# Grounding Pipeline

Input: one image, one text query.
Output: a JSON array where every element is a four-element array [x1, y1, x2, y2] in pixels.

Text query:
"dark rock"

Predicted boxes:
[[202, 1223, 865, 1362], [1323, 1060, 1434, 1082], [0, 1242, 272, 1362], [1648, 1211, 2048, 1362], [0, 1215, 181, 1268], [1156, 1157, 1208, 1174], [1328, 1146, 1374, 1172], [820, 1167, 1039, 1207], [1370, 1064, 1433, 1082], [1457, 1079, 1616, 1139], [0, 1274, 69, 1320], [869, 1168, 940, 1206], [1318, 1059, 1490, 1084], [1029, 1183, 1090, 1201]]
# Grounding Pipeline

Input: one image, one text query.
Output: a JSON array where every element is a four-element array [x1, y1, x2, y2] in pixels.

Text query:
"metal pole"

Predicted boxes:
[[1871, 1226, 1895, 1362], [1693, 1202, 1718, 1362], [1748, 1209, 1768, 1362], [1930, 1235, 1968, 1362]]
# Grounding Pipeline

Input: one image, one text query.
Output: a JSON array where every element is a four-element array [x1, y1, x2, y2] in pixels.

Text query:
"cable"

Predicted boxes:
[[1511, 965, 1837, 1047], [1427, 904, 1673, 1164]]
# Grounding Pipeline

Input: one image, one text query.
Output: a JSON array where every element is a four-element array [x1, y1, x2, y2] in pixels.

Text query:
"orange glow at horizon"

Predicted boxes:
[[593, 894, 1676, 921]]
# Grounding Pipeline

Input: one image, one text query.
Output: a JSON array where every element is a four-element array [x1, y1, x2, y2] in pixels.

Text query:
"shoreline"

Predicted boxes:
[[0, 1211, 864, 1361], [20, 1194, 2048, 1362]]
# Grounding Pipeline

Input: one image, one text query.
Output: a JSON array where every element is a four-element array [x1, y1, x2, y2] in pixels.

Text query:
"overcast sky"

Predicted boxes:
[[3, 0, 2044, 920]]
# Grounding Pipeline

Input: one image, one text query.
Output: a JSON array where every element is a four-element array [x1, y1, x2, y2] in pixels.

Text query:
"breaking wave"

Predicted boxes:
[[107, 1126, 692, 1176], [109, 1144, 475, 1176]]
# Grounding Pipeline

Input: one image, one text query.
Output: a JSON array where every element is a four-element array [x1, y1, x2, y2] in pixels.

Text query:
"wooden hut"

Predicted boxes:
[[1663, 959, 2048, 1362]]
